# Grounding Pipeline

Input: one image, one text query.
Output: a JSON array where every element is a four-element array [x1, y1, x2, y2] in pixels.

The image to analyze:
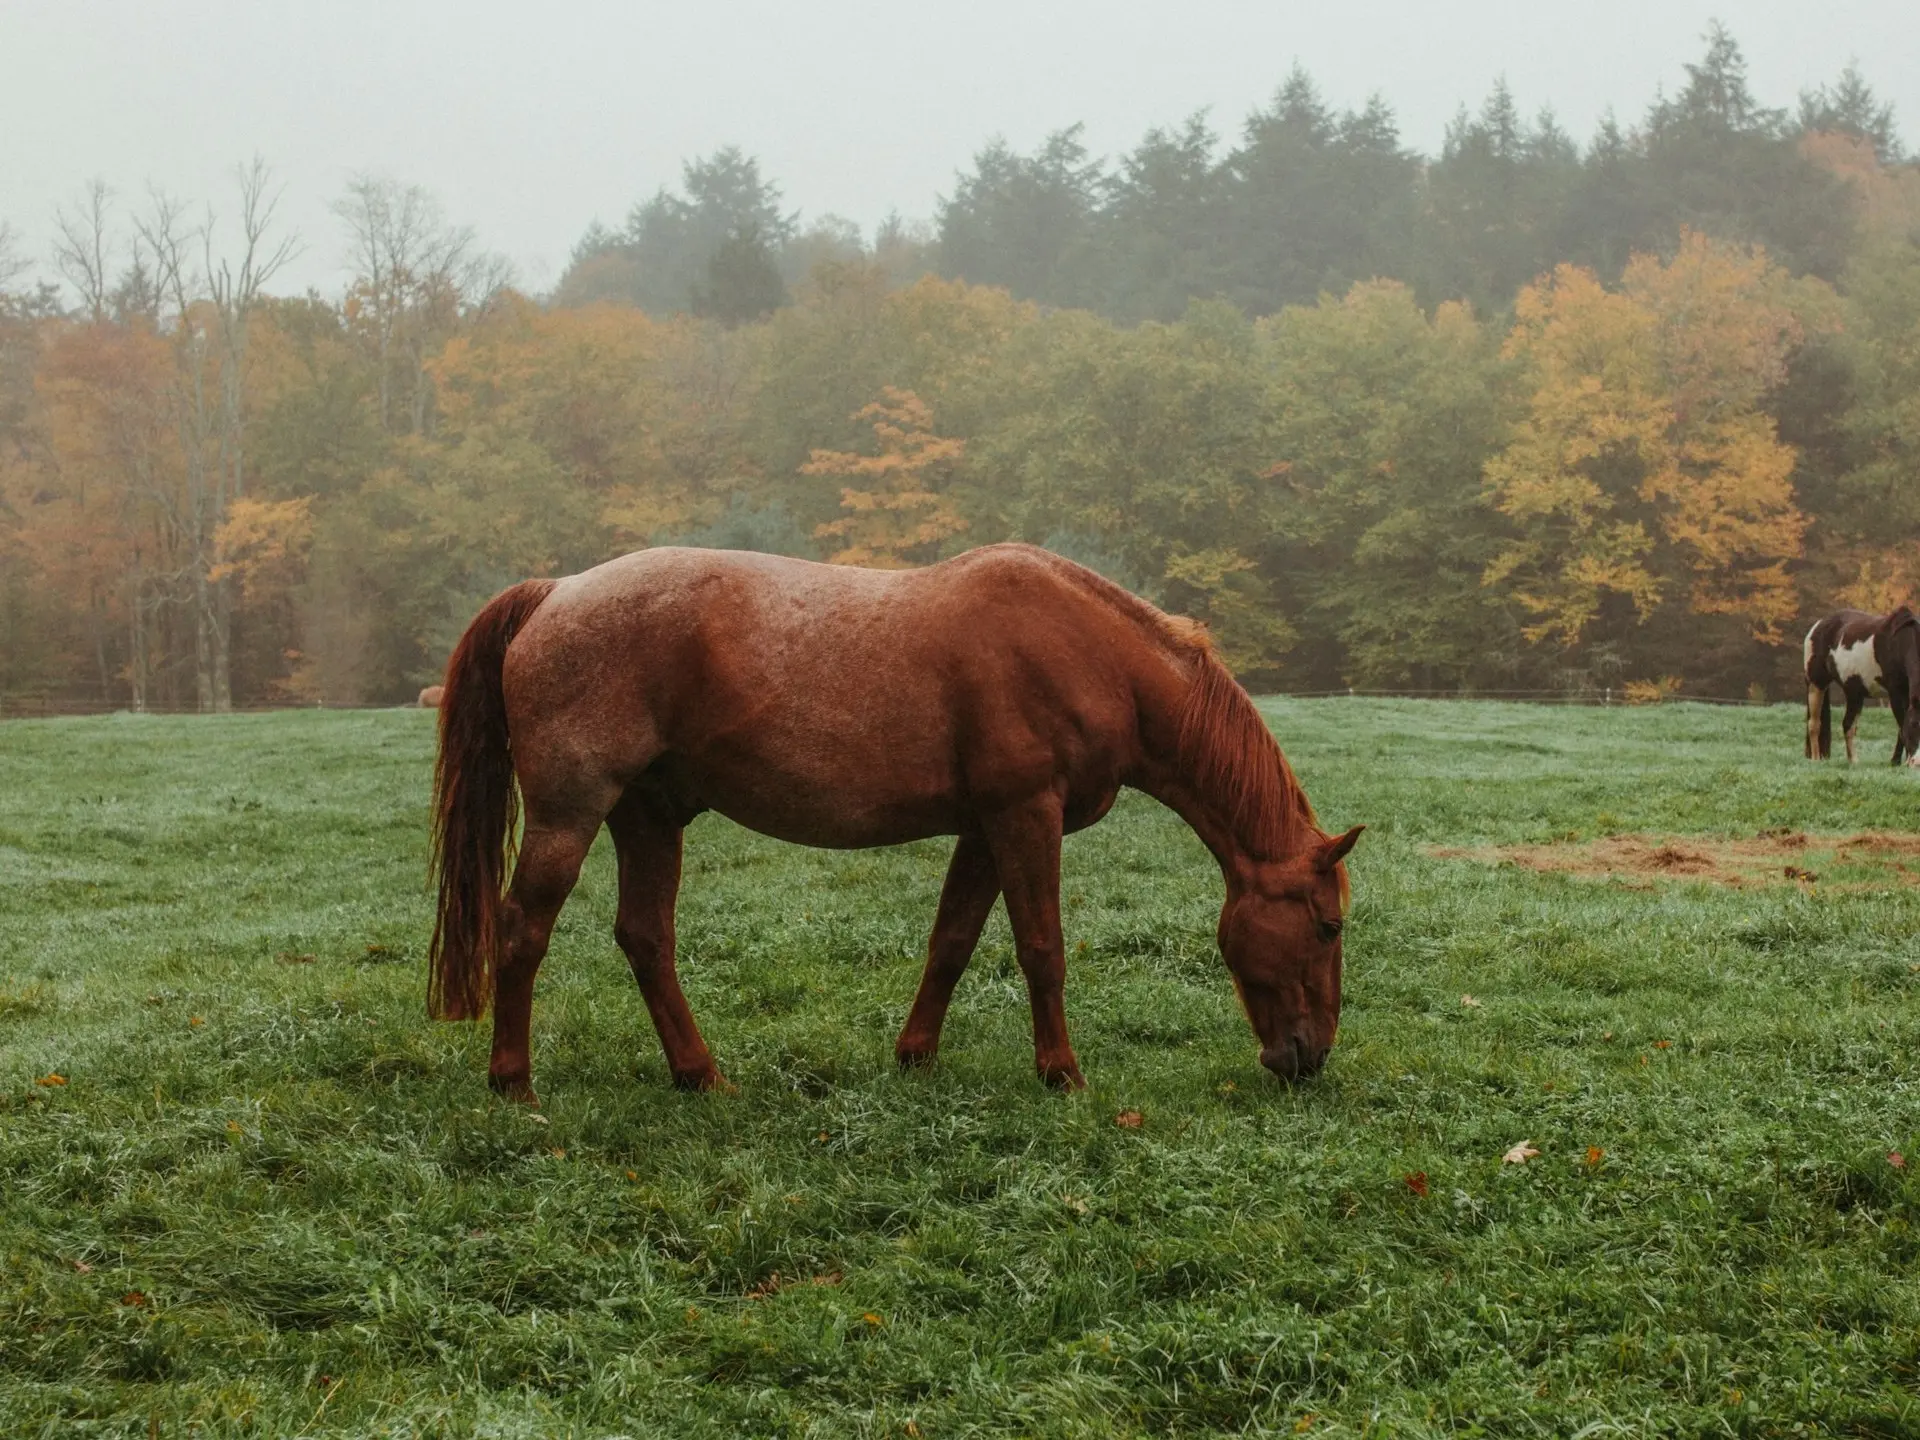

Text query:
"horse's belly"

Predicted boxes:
[[705, 783, 959, 848], [675, 747, 963, 849]]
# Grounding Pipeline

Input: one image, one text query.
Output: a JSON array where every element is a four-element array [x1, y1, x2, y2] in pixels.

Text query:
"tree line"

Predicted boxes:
[[2, 28, 1916, 712]]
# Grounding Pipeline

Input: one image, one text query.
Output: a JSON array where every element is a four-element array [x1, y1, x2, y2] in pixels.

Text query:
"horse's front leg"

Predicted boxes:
[[489, 820, 595, 1103], [608, 796, 726, 1091], [896, 833, 1000, 1069], [983, 796, 1083, 1090]]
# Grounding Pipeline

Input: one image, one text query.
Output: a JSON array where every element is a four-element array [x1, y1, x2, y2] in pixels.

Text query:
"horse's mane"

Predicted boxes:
[[1034, 550, 1322, 864], [1173, 630, 1321, 862]]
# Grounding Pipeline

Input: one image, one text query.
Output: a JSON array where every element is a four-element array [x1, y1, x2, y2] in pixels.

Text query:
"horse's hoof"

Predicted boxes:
[[1040, 1064, 1086, 1092], [895, 1045, 938, 1070], [488, 1073, 538, 1105], [673, 1067, 735, 1094]]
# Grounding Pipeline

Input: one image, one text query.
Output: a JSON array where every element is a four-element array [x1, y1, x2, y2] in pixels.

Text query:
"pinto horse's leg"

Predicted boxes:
[[607, 797, 726, 1092], [982, 798, 1084, 1091], [488, 818, 596, 1102], [1843, 684, 1866, 764], [895, 833, 1001, 1070], [1806, 683, 1827, 760]]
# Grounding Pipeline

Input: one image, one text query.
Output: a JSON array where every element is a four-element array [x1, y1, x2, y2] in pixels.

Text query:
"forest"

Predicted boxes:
[[2, 27, 1917, 712]]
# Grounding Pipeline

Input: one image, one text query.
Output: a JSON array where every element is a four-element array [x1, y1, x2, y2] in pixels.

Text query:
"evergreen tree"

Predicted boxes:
[[936, 127, 1104, 306]]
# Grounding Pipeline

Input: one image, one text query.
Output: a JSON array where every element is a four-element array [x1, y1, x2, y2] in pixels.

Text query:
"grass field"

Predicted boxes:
[[4, 699, 1920, 1437]]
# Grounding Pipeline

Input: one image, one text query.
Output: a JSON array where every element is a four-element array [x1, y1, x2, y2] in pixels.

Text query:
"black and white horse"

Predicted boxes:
[[1804, 608, 1920, 765]]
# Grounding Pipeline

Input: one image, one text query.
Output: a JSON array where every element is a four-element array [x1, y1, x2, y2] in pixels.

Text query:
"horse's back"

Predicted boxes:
[[503, 545, 1164, 844]]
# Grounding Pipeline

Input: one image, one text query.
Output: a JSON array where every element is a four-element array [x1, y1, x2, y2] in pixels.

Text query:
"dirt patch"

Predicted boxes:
[[1430, 830, 1920, 889]]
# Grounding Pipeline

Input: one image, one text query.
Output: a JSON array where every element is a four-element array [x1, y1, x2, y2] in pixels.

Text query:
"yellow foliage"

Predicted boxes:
[[1486, 233, 1808, 646], [1622, 676, 1683, 705], [210, 496, 314, 595]]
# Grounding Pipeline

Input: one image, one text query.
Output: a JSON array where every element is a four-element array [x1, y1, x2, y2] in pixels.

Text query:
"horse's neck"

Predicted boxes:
[[1134, 646, 1305, 878]]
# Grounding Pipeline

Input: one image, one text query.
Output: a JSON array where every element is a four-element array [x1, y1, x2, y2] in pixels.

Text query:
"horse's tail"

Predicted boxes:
[[428, 578, 558, 1021]]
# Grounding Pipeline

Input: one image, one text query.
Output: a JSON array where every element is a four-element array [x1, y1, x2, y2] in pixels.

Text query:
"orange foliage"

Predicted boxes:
[[803, 387, 967, 567]]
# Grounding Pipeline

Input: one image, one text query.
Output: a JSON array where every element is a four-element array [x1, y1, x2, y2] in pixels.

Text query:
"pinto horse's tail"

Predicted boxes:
[[428, 578, 557, 1021]]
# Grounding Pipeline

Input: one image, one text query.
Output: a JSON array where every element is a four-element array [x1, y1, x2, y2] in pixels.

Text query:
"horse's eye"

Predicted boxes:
[[1318, 918, 1344, 942]]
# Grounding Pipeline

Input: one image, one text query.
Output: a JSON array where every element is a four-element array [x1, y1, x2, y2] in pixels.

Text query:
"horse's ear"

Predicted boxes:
[[1317, 825, 1365, 871]]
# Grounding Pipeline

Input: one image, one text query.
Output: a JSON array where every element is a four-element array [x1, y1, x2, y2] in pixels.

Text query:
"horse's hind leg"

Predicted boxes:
[[1806, 683, 1828, 759], [607, 795, 725, 1091], [489, 814, 598, 1102], [896, 833, 1001, 1070], [982, 797, 1084, 1091]]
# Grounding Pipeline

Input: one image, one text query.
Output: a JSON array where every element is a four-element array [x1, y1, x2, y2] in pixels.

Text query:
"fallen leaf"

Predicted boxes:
[[225, 1120, 242, 1134], [120, 1291, 146, 1307], [816, 1130, 830, 1143], [1654, 1040, 1672, 1050], [1217, 1080, 1236, 1095], [276, 952, 315, 965], [685, 1305, 701, 1323], [1063, 1194, 1090, 1216], [1114, 1109, 1144, 1129], [1502, 1141, 1540, 1165], [36, 1073, 66, 1087], [1601, 1030, 1615, 1041], [1585, 1146, 1605, 1168], [1460, 994, 1482, 1008], [625, 1170, 638, 1181], [365, 944, 392, 958], [1784, 865, 1818, 882], [72, 1260, 92, 1274], [1404, 1171, 1429, 1197], [317, 1374, 336, 1390], [861, 1311, 883, 1327], [548, 1147, 566, 1159], [1891, 1151, 1907, 1170], [1295, 1417, 1317, 1434], [188, 1016, 204, 1028], [906, 1423, 922, 1439], [526, 1113, 549, 1125]]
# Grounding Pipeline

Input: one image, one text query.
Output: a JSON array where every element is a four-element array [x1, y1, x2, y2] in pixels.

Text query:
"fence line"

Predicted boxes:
[[4, 688, 1812, 721]]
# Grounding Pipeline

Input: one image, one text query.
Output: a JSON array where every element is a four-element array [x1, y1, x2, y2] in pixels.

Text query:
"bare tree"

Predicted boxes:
[[133, 160, 296, 712], [53, 180, 115, 322], [0, 222, 28, 294], [333, 176, 509, 434]]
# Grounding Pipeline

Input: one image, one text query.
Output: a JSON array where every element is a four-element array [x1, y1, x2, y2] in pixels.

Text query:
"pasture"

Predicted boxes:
[[2, 699, 1919, 1437]]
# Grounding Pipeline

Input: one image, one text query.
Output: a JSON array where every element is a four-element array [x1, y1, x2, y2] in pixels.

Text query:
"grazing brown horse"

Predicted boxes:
[[430, 544, 1360, 1101], [1804, 608, 1920, 765]]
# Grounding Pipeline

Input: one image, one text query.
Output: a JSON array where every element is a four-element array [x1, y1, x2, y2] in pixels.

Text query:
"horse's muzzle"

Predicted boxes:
[[1261, 1035, 1331, 1084]]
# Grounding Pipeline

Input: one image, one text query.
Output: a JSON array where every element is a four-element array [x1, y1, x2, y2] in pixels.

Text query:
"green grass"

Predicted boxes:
[[4, 699, 1920, 1437]]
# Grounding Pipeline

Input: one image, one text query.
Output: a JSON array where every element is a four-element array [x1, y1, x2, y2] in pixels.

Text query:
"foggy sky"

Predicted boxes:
[[4, 0, 1914, 297]]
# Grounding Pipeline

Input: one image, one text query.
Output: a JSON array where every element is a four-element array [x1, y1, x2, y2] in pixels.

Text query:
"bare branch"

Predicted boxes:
[[52, 179, 114, 321], [0, 221, 27, 293]]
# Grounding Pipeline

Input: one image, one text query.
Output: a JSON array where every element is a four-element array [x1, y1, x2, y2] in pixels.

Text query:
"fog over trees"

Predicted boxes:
[[4, 27, 1918, 711]]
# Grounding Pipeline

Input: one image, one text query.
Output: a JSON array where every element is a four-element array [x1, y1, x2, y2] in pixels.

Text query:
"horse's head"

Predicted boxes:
[[1218, 825, 1363, 1083]]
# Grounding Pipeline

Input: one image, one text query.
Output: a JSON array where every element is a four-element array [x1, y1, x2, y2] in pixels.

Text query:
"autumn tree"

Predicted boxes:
[[1485, 232, 1810, 684], [803, 387, 966, 567]]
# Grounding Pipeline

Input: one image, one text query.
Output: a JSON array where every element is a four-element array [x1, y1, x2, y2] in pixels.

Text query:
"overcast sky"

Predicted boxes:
[[3, 1, 1913, 297]]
